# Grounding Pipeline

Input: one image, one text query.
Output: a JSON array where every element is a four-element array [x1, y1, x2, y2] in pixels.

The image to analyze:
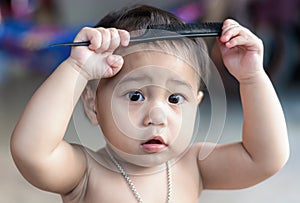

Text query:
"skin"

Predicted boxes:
[[95, 51, 202, 168], [10, 19, 289, 202]]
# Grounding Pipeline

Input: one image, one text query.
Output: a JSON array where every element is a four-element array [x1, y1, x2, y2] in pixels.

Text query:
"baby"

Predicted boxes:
[[11, 4, 289, 203]]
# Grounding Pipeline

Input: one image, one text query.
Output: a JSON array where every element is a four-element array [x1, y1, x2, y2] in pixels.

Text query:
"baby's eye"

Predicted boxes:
[[125, 91, 145, 102], [168, 94, 185, 104]]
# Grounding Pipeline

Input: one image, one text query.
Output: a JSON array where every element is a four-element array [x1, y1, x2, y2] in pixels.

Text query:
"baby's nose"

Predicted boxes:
[[144, 106, 167, 126]]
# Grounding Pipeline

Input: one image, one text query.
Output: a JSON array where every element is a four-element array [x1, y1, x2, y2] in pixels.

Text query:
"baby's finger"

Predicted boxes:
[[118, 29, 130, 46], [222, 19, 239, 28], [77, 27, 102, 51], [95, 27, 111, 53], [225, 35, 248, 48], [220, 25, 242, 43], [224, 29, 263, 52], [107, 28, 121, 52], [106, 55, 124, 72]]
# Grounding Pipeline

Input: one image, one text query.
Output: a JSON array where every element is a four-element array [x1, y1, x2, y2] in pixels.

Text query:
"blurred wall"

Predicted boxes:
[[56, 0, 185, 26]]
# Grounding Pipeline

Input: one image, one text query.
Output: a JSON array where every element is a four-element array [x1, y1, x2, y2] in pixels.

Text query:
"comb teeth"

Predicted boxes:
[[147, 22, 223, 36], [128, 22, 223, 42]]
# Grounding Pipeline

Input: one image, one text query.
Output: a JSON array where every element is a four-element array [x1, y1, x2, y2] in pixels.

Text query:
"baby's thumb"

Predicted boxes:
[[106, 55, 124, 70]]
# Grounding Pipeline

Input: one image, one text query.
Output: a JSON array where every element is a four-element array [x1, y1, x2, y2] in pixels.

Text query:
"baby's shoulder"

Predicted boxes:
[[183, 142, 211, 157], [179, 142, 218, 167], [173, 143, 204, 169], [71, 144, 112, 170], [62, 145, 113, 202]]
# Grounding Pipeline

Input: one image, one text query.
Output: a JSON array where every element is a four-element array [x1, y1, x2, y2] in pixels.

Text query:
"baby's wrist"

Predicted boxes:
[[238, 69, 269, 86], [64, 57, 92, 81]]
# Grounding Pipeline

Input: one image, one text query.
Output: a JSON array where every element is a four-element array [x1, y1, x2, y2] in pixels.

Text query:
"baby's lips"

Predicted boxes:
[[142, 136, 167, 145], [141, 136, 168, 153]]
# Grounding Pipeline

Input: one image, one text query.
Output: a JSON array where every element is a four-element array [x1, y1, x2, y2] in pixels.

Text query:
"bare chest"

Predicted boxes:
[[83, 161, 202, 203]]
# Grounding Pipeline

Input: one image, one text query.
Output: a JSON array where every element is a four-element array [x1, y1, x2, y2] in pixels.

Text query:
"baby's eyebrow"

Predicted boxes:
[[119, 76, 152, 85], [118, 75, 193, 90], [167, 79, 193, 90]]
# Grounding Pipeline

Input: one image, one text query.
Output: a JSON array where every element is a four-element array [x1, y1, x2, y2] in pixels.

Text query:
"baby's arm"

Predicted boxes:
[[10, 27, 129, 194], [199, 19, 289, 189]]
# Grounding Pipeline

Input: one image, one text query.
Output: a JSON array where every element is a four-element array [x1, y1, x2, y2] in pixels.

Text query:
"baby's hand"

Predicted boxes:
[[218, 19, 264, 83], [68, 27, 130, 80]]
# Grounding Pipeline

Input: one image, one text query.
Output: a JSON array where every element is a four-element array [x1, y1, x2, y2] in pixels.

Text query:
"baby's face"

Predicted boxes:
[[96, 51, 202, 166]]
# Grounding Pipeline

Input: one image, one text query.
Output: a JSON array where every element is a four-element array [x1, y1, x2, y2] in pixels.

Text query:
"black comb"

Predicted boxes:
[[51, 22, 223, 47]]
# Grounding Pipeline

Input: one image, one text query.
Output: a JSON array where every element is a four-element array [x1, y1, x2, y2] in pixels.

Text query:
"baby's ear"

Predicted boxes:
[[81, 84, 98, 125], [197, 91, 204, 105]]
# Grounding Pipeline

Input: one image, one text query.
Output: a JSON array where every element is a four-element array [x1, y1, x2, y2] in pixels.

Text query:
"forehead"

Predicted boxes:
[[127, 51, 197, 75], [118, 51, 198, 87], [97, 50, 200, 94], [124, 51, 192, 70]]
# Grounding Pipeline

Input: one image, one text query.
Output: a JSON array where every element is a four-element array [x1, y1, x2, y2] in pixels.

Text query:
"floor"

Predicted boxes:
[[1, 68, 299, 203]]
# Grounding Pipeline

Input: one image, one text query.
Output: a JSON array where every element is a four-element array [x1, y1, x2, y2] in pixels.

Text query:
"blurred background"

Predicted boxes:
[[0, 0, 299, 202]]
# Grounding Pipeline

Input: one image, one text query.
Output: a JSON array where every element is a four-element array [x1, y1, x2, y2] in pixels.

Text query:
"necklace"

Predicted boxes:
[[106, 148, 172, 203]]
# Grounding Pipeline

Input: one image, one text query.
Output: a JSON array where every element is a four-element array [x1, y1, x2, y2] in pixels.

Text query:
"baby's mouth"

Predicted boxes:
[[141, 136, 168, 153]]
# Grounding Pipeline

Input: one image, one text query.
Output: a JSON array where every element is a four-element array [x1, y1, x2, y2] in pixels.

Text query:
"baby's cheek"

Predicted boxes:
[[180, 106, 197, 135], [127, 105, 144, 126]]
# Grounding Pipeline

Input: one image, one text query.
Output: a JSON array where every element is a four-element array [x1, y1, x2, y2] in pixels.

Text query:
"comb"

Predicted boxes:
[[51, 22, 223, 47]]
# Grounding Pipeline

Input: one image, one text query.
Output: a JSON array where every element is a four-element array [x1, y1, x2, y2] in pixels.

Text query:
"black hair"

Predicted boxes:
[[94, 4, 210, 91], [94, 4, 185, 30]]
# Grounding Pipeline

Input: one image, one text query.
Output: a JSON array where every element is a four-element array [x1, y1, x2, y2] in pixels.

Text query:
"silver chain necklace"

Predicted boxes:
[[106, 148, 172, 203]]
